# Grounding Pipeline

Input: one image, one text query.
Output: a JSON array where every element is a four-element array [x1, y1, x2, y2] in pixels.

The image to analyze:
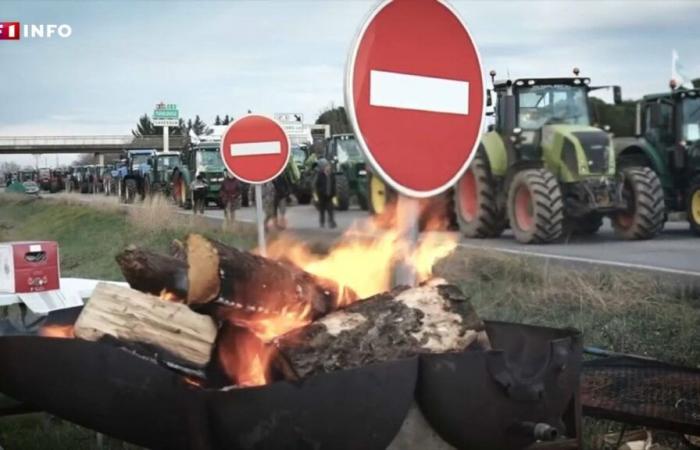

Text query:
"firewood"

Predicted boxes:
[[274, 283, 489, 379], [185, 234, 357, 323], [73, 283, 217, 369], [116, 246, 189, 300]]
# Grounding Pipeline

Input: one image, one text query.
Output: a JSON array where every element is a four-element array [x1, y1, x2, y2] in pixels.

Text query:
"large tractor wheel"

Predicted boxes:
[[687, 176, 700, 236], [506, 169, 564, 244], [124, 179, 137, 204], [611, 167, 665, 240], [454, 150, 505, 238], [335, 175, 350, 211], [368, 172, 396, 215]]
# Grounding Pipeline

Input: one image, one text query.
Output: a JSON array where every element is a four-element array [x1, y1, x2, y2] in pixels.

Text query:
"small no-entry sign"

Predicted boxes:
[[220, 115, 291, 256], [220, 115, 291, 184], [345, 0, 485, 198]]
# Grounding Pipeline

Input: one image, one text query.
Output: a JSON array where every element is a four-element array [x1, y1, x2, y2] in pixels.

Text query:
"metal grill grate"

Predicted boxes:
[[581, 356, 700, 435]]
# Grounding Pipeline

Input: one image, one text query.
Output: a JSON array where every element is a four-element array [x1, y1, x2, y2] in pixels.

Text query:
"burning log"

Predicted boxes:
[[274, 283, 489, 379], [116, 235, 357, 327], [116, 246, 189, 299], [73, 283, 217, 369]]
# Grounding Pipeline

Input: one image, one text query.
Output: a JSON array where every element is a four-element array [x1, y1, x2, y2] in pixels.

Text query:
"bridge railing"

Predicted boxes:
[[0, 135, 191, 150]]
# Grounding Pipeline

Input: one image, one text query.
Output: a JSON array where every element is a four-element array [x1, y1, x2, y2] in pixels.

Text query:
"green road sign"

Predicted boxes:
[[153, 103, 178, 119]]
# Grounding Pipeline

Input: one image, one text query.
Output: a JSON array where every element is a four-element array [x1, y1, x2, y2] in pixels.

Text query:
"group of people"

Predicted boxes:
[[187, 157, 338, 230]]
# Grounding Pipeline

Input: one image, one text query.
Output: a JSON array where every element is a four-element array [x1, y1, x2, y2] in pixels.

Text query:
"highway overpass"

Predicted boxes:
[[0, 135, 190, 155]]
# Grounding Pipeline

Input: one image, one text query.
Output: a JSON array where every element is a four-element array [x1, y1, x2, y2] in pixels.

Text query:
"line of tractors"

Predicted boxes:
[[366, 70, 700, 243], [8, 70, 698, 245], [52, 131, 371, 214]]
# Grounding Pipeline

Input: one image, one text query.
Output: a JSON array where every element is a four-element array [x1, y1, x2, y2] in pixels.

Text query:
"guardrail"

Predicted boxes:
[[0, 135, 191, 152]]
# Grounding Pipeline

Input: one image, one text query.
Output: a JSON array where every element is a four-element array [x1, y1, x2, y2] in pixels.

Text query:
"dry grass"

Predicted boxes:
[[126, 194, 183, 232], [435, 247, 700, 366]]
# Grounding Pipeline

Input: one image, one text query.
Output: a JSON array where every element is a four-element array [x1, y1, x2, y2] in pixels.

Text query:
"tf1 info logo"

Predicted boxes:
[[0, 22, 72, 40]]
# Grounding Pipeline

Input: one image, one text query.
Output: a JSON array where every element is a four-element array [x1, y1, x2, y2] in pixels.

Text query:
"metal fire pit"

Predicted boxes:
[[582, 356, 700, 435], [0, 319, 581, 450], [417, 321, 582, 450], [206, 358, 417, 450], [0, 335, 417, 450]]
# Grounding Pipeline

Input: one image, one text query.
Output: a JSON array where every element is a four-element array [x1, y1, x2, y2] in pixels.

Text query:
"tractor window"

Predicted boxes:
[[336, 138, 362, 164], [644, 103, 674, 145], [517, 85, 590, 129], [681, 97, 700, 142], [159, 156, 180, 169], [291, 147, 306, 165], [130, 154, 149, 169], [196, 149, 224, 170]]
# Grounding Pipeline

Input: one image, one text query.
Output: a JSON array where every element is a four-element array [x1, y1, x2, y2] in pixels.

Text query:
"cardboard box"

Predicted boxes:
[[0, 241, 60, 294]]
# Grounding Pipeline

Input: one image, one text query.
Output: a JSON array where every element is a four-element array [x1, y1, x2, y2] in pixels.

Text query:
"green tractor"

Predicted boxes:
[[615, 84, 700, 235], [452, 71, 665, 243], [323, 134, 369, 211], [291, 144, 314, 204], [174, 141, 226, 209]]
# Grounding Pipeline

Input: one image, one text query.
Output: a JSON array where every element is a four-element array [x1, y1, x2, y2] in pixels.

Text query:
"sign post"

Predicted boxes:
[[153, 103, 179, 153], [346, 0, 484, 286], [219, 114, 291, 256]]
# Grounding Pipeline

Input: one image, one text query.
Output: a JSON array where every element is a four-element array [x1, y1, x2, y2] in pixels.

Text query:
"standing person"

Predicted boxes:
[[314, 159, 337, 228], [191, 173, 208, 215], [272, 172, 291, 229], [219, 172, 241, 225]]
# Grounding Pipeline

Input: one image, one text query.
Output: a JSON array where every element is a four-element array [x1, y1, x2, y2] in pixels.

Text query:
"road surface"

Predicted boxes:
[[23, 191, 700, 278]]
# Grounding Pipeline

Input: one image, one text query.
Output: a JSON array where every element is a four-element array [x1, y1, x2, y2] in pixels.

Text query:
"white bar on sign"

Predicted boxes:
[[230, 141, 281, 157], [370, 70, 469, 115]]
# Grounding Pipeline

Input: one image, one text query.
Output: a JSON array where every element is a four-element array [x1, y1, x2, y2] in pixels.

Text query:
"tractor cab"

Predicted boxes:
[[491, 76, 618, 181]]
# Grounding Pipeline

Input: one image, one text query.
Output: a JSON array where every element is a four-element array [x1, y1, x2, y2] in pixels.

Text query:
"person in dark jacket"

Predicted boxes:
[[314, 159, 336, 228], [190, 173, 208, 215], [219, 172, 241, 224]]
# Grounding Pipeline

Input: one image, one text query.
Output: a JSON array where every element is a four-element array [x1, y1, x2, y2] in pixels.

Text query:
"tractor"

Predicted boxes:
[[369, 70, 666, 243], [322, 134, 368, 211], [615, 83, 700, 235], [291, 144, 314, 204], [120, 149, 156, 203], [173, 140, 226, 209]]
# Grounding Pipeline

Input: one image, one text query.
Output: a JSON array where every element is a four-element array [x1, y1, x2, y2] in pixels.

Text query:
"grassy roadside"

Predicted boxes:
[[0, 194, 256, 450], [0, 194, 256, 280], [1, 194, 699, 448]]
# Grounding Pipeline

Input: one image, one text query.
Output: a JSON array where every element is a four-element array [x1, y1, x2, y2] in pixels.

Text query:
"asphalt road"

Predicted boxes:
[[16, 190, 700, 278]]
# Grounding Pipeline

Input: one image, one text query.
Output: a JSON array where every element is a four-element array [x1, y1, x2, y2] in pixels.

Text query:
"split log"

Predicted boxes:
[[274, 283, 489, 379], [74, 283, 217, 369], [116, 247, 189, 299]]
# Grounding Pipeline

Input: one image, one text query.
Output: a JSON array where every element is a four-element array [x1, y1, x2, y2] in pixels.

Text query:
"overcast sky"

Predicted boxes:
[[1, 0, 698, 166]]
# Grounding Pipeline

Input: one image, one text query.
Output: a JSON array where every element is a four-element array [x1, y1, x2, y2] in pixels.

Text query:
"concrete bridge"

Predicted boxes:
[[0, 135, 190, 155]]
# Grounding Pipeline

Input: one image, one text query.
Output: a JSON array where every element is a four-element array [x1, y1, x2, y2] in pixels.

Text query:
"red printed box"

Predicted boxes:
[[0, 242, 60, 294], [0, 22, 20, 40]]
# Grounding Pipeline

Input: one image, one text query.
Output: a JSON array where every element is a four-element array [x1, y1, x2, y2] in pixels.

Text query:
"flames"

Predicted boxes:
[[38, 324, 74, 339], [225, 204, 458, 387]]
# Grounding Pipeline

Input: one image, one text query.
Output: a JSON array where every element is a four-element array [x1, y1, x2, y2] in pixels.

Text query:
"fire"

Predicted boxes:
[[219, 201, 458, 388], [218, 326, 275, 387], [39, 324, 74, 339]]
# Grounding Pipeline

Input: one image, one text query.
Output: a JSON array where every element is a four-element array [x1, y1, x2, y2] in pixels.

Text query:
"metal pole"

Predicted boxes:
[[254, 184, 266, 256], [393, 194, 419, 287], [163, 126, 169, 153]]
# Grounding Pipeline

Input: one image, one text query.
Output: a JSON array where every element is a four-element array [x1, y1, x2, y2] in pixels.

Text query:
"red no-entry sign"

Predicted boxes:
[[346, 0, 484, 198], [220, 115, 291, 184]]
